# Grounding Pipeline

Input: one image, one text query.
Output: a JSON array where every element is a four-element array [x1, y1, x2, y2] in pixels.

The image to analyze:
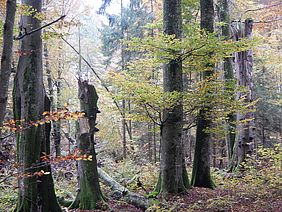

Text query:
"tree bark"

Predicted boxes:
[[218, 0, 236, 168], [191, 0, 215, 189], [0, 0, 16, 139], [148, 123, 153, 162], [230, 19, 255, 170], [14, 0, 61, 211], [155, 0, 189, 194], [69, 80, 106, 210]]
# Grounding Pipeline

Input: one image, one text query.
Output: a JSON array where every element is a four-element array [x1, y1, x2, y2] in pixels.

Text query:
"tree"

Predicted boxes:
[[13, 0, 61, 211], [69, 80, 106, 210], [0, 0, 16, 139], [191, 0, 215, 189], [218, 0, 236, 168], [155, 0, 189, 194], [230, 19, 255, 170]]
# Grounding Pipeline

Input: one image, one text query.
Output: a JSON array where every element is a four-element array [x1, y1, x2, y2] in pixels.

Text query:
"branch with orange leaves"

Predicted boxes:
[[0, 105, 84, 133], [0, 149, 92, 184]]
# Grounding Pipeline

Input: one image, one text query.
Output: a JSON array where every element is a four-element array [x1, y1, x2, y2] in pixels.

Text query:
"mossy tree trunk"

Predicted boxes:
[[69, 80, 105, 210], [191, 0, 215, 189], [13, 0, 61, 211], [0, 0, 16, 139], [155, 0, 189, 194]]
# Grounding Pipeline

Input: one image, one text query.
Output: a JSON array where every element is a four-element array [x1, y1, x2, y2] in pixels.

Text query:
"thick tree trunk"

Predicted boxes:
[[230, 19, 255, 170], [69, 80, 105, 210], [191, 0, 215, 189], [0, 0, 16, 139], [14, 1, 61, 211], [156, 0, 189, 194]]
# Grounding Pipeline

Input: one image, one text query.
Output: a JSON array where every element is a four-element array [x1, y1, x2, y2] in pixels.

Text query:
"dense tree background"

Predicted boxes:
[[0, 0, 281, 211]]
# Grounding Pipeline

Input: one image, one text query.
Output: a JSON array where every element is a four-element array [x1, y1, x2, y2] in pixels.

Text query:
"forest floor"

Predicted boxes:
[[67, 185, 282, 212], [1, 145, 281, 212]]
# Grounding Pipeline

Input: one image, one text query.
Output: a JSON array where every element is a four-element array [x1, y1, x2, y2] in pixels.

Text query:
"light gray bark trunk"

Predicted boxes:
[[231, 19, 255, 169], [0, 0, 16, 139], [98, 168, 151, 210]]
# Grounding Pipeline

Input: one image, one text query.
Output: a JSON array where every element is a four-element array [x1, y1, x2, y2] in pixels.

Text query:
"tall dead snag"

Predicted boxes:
[[69, 80, 106, 210], [13, 0, 61, 211], [0, 0, 16, 139], [230, 19, 255, 170]]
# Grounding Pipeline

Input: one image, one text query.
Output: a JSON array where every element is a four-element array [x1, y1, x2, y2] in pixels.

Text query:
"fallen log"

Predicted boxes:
[[98, 168, 152, 210]]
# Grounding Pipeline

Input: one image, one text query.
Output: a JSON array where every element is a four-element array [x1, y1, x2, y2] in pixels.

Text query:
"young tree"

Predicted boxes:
[[191, 0, 215, 189], [155, 0, 189, 194], [13, 0, 61, 211], [0, 0, 16, 139]]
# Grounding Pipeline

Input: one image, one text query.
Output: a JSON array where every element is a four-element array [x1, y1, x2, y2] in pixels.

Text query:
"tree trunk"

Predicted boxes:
[[98, 168, 150, 210], [230, 19, 255, 170], [54, 78, 62, 156], [148, 123, 153, 162], [153, 123, 157, 163], [155, 0, 189, 194], [69, 80, 106, 210], [218, 0, 236, 167], [53, 48, 63, 157], [0, 0, 16, 139], [191, 0, 215, 189], [14, 0, 61, 211]]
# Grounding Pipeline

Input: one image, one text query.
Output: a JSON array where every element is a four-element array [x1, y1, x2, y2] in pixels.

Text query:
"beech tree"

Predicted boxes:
[[13, 0, 61, 211], [191, 0, 215, 189], [0, 0, 16, 139], [155, 0, 189, 194]]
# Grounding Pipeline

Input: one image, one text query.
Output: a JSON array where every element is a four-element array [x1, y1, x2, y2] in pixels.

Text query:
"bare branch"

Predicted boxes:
[[243, 2, 282, 15], [14, 15, 66, 40]]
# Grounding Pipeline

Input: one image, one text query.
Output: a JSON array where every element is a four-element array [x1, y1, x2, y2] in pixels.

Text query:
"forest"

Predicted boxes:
[[0, 0, 281, 211]]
